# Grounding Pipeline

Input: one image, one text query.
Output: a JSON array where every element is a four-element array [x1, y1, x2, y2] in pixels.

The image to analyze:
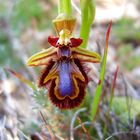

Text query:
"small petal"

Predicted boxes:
[[70, 38, 83, 47], [48, 36, 59, 47], [72, 47, 101, 63], [27, 47, 57, 66]]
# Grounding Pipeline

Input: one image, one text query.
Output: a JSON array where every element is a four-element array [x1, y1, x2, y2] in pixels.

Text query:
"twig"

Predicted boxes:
[[74, 121, 103, 140], [108, 65, 119, 113], [123, 74, 139, 99], [96, 40, 102, 56], [75, 121, 104, 139], [39, 111, 56, 140], [132, 114, 136, 130], [71, 0, 81, 15], [70, 108, 86, 140], [105, 131, 138, 140], [110, 111, 130, 130], [77, 117, 92, 140], [94, 122, 103, 140], [122, 74, 132, 122], [111, 112, 118, 133], [17, 129, 29, 140], [74, 121, 91, 131], [0, 116, 6, 140]]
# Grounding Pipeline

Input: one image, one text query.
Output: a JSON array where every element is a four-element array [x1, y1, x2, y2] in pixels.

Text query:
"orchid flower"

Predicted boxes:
[[27, 19, 101, 109]]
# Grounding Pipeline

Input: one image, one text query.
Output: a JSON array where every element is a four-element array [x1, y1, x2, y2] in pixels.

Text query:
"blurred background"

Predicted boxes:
[[0, 0, 140, 140]]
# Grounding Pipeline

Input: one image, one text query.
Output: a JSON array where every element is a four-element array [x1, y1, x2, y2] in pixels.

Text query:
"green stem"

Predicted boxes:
[[80, 0, 95, 48], [58, 0, 72, 16]]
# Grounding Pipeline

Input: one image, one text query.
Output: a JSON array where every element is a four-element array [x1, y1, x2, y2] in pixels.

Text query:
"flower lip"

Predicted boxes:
[[49, 78, 86, 109]]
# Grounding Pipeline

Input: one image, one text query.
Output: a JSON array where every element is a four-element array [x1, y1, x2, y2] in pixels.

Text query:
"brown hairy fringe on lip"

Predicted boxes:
[[48, 79, 87, 109]]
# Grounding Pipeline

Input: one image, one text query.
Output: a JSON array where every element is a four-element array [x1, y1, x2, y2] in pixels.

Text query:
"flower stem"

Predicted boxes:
[[80, 0, 95, 48], [58, 0, 72, 16]]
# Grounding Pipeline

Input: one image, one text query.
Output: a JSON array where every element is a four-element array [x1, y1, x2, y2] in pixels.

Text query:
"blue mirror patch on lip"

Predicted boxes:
[[58, 61, 74, 97]]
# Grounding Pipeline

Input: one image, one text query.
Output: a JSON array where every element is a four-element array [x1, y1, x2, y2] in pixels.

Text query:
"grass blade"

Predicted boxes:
[[90, 21, 112, 119], [5, 68, 36, 91]]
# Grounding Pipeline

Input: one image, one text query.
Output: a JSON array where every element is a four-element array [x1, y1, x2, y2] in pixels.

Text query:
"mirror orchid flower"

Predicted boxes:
[[27, 19, 101, 109]]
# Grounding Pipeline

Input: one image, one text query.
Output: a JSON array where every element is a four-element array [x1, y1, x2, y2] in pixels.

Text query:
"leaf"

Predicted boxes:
[[90, 21, 112, 119]]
